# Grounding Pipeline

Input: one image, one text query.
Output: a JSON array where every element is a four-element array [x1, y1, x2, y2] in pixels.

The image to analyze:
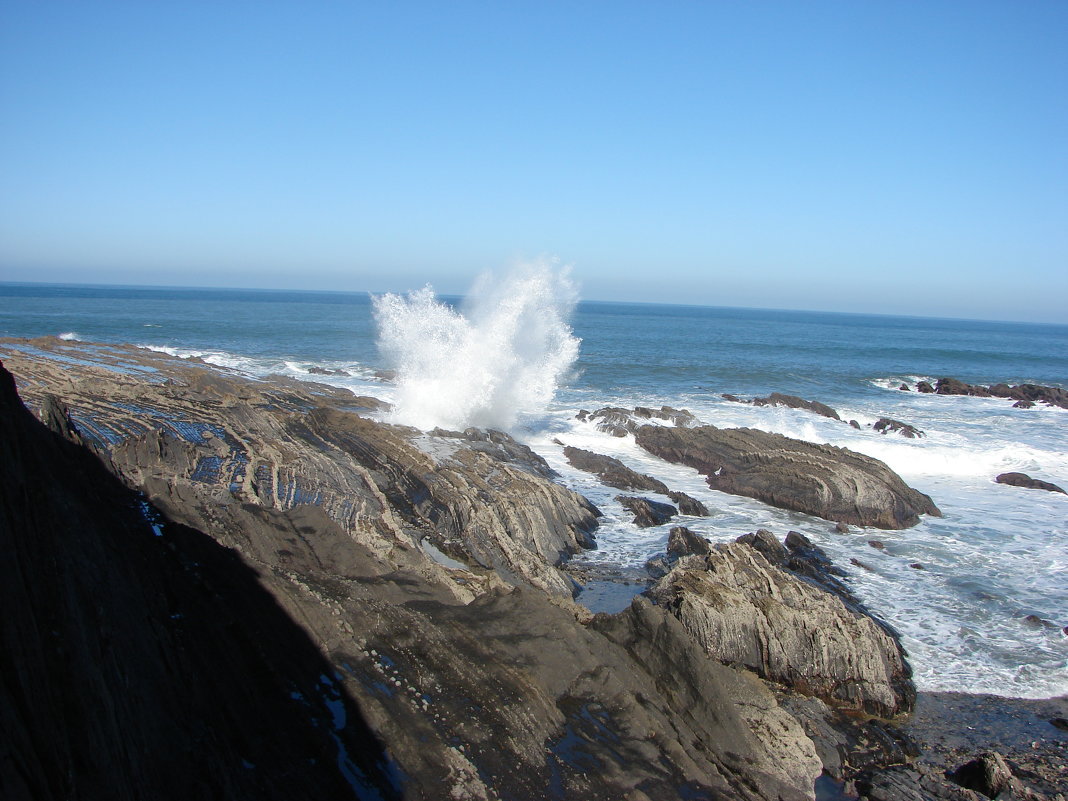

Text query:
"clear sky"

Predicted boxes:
[[1, 1, 1066, 323]]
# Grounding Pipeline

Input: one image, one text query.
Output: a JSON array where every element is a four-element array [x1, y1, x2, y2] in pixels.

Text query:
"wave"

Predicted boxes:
[[372, 261, 580, 431], [57, 331, 81, 341]]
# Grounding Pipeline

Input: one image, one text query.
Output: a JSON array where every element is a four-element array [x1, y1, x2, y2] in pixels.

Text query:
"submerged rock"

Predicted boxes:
[[616, 495, 677, 527], [751, 392, 842, 421], [995, 472, 1067, 495], [872, 418, 925, 438], [934, 377, 1068, 409], [634, 424, 941, 529]]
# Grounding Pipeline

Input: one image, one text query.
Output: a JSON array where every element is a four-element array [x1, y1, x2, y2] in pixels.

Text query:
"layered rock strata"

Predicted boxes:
[[647, 540, 915, 718], [1, 341, 830, 800], [634, 424, 941, 529]]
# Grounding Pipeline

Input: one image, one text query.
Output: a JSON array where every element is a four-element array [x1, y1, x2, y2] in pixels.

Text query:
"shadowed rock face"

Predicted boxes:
[[634, 424, 941, 529], [647, 542, 915, 718], [934, 378, 1068, 409], [0, 363, 401, 801]]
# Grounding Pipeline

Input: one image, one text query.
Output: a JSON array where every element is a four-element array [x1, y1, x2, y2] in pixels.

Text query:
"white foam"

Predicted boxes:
[[57, 331, 81, 341], [372, 261, 580, 432]]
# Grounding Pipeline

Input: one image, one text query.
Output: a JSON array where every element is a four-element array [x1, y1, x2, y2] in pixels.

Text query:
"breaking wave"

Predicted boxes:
[[372, 261, 580, 431]]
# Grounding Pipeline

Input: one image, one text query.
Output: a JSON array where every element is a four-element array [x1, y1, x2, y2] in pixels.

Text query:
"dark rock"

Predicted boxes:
[[721, 393, 744, 403], [835, 522, 851, 533], [0, 361, 403, 801], [1050, 717, 1068, 731], [751, 392, 842, 421], [666, 490, 710, 516], [898, 383, 910, 391], [947, 751, 1015, 798], [851, 558, 875, 571], [995, 472, 1067, 495], [39, 393, 84, 445], [634, 424, 942, 529], [587, 405, 696, 437], [873, 418, 925, 438], [667, 525, 711, 558], [372, 368, 396, 381], [937, 377, 989, 397], [869, 540, 885, 549], [916, 381, 935, 393], [849, 419, 861, 429], [736, 528, 788, 564], [616, 495, 677, 527], [306, 365, 350, 377], [1013, 400, 1035, 409], [562, 445, 668, 493], [575, 408, 589, 421], [909, 563, 924, 570], [931, 377, 1068, 409]]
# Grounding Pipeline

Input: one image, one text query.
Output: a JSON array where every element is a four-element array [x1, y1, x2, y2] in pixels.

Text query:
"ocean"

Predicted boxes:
[[2, 278, 1066, 699]]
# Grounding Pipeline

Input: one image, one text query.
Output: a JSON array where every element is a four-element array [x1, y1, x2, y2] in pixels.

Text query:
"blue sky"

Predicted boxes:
[[1, 1, 1066, 323]]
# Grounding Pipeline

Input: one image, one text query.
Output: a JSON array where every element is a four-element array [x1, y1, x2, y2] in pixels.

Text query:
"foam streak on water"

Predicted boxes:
[[371, 262, 580, 431]]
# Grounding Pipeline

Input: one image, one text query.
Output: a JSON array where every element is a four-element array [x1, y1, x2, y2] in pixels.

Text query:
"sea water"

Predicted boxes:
[[2, 278, 1066, 699]]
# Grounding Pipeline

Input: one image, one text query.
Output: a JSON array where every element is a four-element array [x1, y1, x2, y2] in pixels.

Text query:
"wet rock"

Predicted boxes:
[[909, 563, 924, 570], [306, 365, 350, 376], [616, 495, 677, 528], [562, 445, 668, 493], [933, 378, 1068, 410], [899, 383, 910, 391], [647, 542, 915, 717], [667, 526, 711, 558], [666, 490, 710, 516], [869, 540, 885, 549], [587, 405, 696, 437], [1049, 717, 1068, 731], [735, 529, 788, 564], [1014, 400, 1035, 409], [751, 392, 842, 421], [835, 522, 851, 533], [634, 424, 941, 529], [996, 472, 1067, 495], [873, 418, 925, 438], [849, 419, 861, 429], [916, 381, 935, 393], [947, 751, 1016, 798]]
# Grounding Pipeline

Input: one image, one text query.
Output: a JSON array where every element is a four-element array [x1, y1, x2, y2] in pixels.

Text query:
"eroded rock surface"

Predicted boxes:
[[634, 424, 941, 529], [995, 472, 1067, 495], [1, 341, 832, 801], [647, 540, 915, 718]]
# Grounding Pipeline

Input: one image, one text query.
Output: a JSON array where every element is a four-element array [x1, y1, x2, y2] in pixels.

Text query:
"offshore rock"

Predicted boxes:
[[634, 424, 941, 529], [647, 542, 915, 717], [872, 418, 925, 438], [935, 377, 1068, 409], [586, 405, 696, 437], [750, 392, 842, 421], [995, 472, 1067, 495], [616, 495, 677, 528], [562, 445, 711, 516]]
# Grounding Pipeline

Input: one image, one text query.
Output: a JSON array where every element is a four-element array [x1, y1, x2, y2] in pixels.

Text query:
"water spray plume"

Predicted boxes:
[[372, 261, 581, 432]]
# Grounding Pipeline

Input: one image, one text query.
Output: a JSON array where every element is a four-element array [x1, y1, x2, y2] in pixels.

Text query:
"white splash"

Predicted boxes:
[[372, 261, 580, 431], [57, 331, 81, 341]]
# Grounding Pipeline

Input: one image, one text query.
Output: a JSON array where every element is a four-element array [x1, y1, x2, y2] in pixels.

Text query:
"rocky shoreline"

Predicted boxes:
[[2, 337, 1065, 800]]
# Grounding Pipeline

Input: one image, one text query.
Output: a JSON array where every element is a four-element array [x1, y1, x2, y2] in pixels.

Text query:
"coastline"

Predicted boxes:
[[2, 335, 1066, 799]]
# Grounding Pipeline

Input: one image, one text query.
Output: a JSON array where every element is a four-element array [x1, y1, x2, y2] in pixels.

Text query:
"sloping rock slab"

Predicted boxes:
[[647, 543, 915, 717], [634, 424, 940, 529]]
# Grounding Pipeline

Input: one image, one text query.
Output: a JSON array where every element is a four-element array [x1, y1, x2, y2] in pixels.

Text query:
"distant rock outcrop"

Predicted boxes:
[[634, 424, 941, 529], [933, 378, 1068, 409], [873, 418, 925, 438]]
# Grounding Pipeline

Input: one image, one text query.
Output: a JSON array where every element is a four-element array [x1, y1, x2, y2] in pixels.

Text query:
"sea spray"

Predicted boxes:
[[372, 263, 580, 431]]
